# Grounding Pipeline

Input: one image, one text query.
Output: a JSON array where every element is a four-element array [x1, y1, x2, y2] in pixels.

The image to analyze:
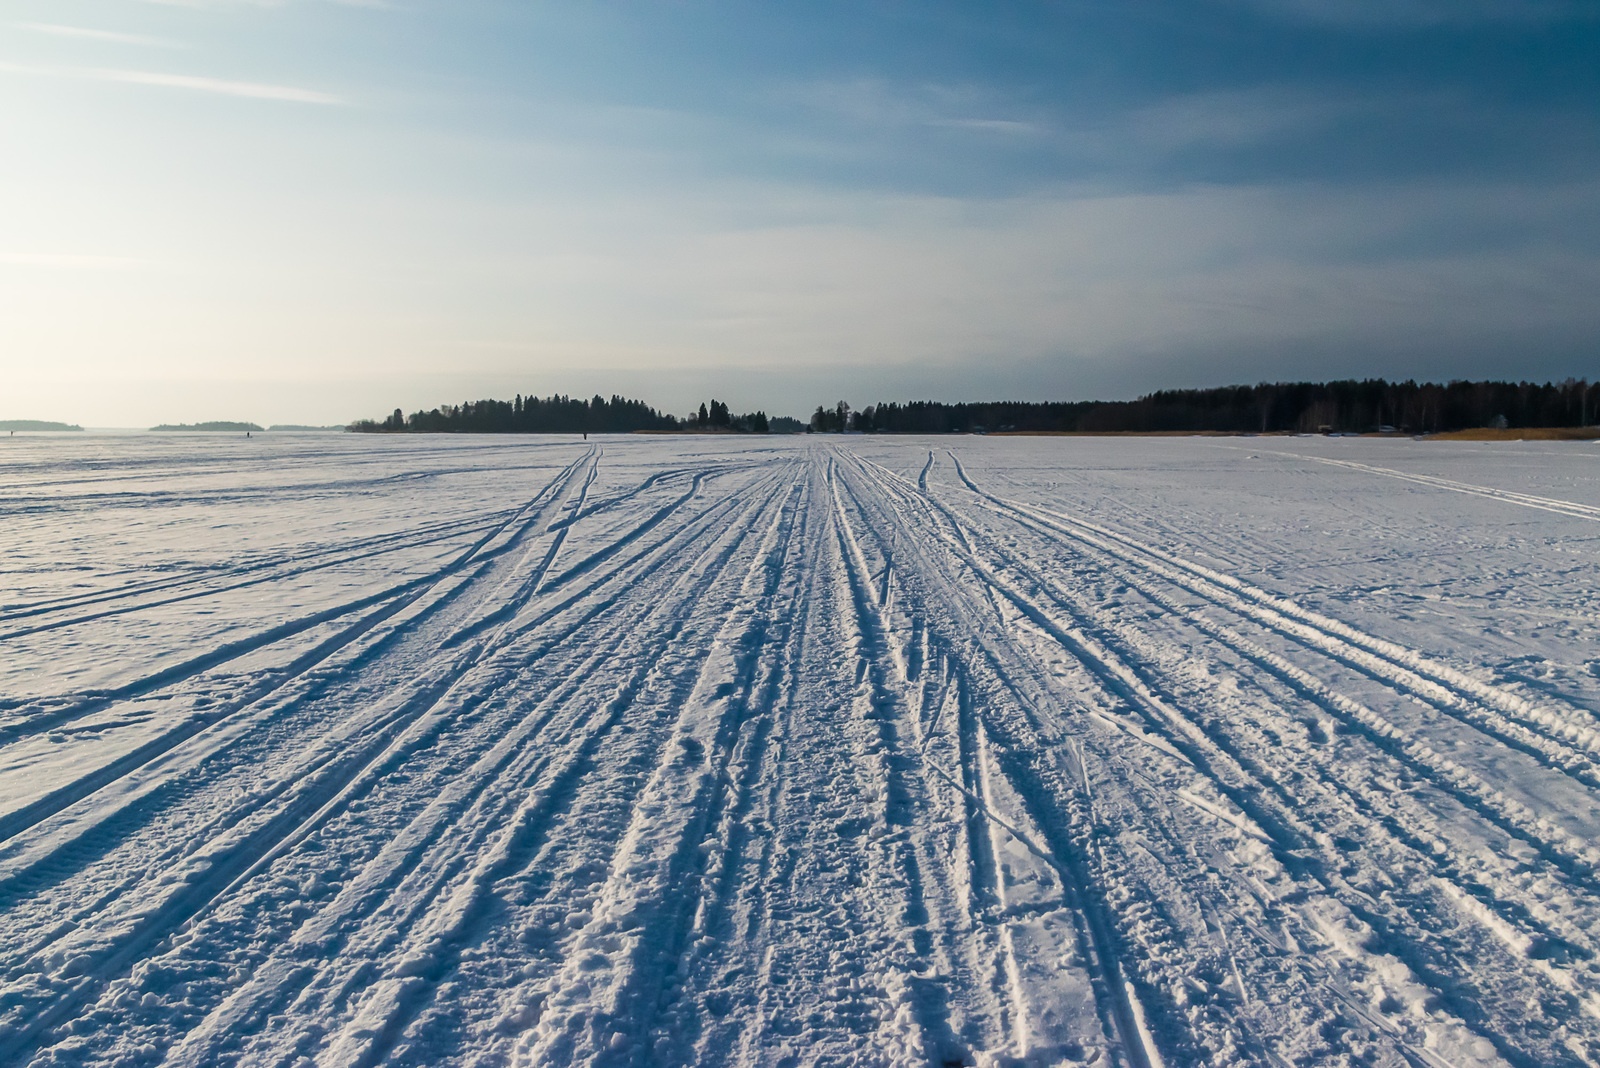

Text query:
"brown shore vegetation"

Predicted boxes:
[[1424, 426, 1600, 441]]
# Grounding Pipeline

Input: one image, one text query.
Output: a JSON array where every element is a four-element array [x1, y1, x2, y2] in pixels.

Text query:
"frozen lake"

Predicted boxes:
[[2, 432, 1599, 1066]]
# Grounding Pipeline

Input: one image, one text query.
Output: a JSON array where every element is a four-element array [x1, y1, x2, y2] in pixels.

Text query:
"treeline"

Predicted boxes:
[[350, 393, 782, 434], [0, 420, 82, 432], [350, 378, 1597, 437], [690, 399, 770, 433], [815, 379, 1598, 435], [353, 394, 673, 433], [151, 421, 263, 432]]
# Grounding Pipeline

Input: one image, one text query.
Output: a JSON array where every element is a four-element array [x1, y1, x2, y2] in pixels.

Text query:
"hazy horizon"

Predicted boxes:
[[4, 1, 1597, 426]]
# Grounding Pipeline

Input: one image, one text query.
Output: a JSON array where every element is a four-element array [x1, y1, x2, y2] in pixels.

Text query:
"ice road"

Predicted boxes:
[[2, 432, 1599, 1067]]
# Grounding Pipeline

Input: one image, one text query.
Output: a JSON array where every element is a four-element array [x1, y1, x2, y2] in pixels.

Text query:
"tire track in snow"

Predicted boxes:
[[948, 503, 1598, 1064], [0, 451, 602, 852], [839, 455, 1137, 1065], [835, 452, 1172, 1068], [960, 453, 1600, 738], [695, 460, 934, 1065], [924, 452, 1600, 1065], [640, 471, 831, 1067], [141, 465, 800, 1068], [0, 452, 621, 1064], [0, 511, 514, 637], [511, 474, 805, 1066], [0, 451, 741, 914], [1262, 450, 1600, 524], [308, 467, 799, 1068], [849, 451, 1545, 1067], [1010, 520, 1600, 948], [946, 455, 1600, 853], [0, 450, 598, 749], [656, 487, 824, 1065], [826, 458, 998, 1066], [5, 437, 1595, 1067]]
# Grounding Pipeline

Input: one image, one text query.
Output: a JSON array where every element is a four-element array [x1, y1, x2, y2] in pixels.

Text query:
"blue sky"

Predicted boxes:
[[2, 0, 1597, 425]]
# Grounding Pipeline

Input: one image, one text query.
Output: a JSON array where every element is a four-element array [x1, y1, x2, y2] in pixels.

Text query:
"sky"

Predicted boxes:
[[2, 1, 1597, 426]]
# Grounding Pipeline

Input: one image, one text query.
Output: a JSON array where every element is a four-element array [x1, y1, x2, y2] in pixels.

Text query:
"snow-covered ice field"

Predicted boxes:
[[3, 432, 1600, 1068]]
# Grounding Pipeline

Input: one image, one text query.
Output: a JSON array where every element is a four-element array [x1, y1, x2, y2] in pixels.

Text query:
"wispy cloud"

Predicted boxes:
[[17, 22, 183, 48], [779, 78, 1041, 137], [0, 61, 345, 104]]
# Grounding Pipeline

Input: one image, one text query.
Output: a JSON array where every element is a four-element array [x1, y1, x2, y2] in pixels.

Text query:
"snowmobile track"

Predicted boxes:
[[2, 434, 1598, 1068]]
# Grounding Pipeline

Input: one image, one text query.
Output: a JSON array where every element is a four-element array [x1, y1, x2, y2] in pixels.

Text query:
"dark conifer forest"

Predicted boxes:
[[350, 394, 773, 434], [845, 378, 1598, 434], [349, 379, 1596, 435], [351, 394, 677, 434]]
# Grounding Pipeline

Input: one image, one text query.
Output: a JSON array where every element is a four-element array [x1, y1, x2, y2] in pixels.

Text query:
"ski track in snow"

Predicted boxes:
[[2, 432, 1600, 1068]]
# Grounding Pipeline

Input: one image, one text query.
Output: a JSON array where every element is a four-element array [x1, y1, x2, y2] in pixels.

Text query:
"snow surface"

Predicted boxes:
[[2, 431, 1599, 1067]]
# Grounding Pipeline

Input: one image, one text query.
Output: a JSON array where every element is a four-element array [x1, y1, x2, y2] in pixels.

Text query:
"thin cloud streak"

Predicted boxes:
[[0, 61, 345, 104], [17, 22, 183, 48]]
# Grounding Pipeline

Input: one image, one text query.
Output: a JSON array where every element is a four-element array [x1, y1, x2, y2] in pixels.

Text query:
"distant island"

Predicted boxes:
[[150, 421, 264, 432], [351, 394, 793, 435], [0, 420, 83, 432], [267, 424, 348, 432]]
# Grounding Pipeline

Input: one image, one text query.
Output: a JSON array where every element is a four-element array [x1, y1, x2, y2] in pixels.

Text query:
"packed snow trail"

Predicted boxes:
[[2, 432, 1600, 1067]]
